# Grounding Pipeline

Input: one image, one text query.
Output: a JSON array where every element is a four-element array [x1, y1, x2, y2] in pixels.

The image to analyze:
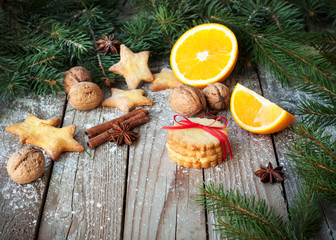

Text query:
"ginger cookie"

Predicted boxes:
[[5, 114, 84, 160], [164, 118, 230, 169], [5, 114, 60, 143], [102, 88, 153, 113], [150, 68, 182, 91], [109, 44, 154, 90]]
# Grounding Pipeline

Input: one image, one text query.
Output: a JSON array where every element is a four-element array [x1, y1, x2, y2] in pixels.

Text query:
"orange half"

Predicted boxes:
[[170, 23, 238, 88], [230, 83, 296, 134]]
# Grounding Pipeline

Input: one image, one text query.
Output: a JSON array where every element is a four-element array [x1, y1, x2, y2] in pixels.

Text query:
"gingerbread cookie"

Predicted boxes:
[[5, 114, 84, 160], [109, 44, 154, 90], [102, 88, 153, 113], [150, 68, 182, 91], [5, 114, 60, 142]]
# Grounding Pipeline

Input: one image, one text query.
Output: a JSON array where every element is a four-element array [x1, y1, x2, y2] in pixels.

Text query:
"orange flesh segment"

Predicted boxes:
[[233, 90, 283, 127], [175, 29, 232, 80], [230, 83, 296, 134]]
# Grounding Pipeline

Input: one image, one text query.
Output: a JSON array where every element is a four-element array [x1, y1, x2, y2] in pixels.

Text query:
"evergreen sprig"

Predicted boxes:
[[286, 184, 322, 239], [197, 182, 321, 239], [0, 0, 123, 97], [288, 124, 336, 201]]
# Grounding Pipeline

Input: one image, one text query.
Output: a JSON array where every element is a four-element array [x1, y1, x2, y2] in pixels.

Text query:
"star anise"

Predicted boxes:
[[96, 34, 121, 55], [254, 162, 284, 183], [196, 108, 218, 120], [108, 122, 139, 146]]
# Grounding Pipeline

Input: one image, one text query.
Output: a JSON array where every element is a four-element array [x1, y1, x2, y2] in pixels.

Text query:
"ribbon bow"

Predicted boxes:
[[162, 115, 232, 161]]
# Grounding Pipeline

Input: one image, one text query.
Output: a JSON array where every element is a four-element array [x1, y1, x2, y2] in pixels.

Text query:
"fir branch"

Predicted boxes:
[[197, 181, 324, 239], [297, 75, 336, 99], [64, 9, 87, 25], [0, 38, 46, 52], [286, 183, 322, 239], [317, 186, 336, 194], [296, 124, 336, 159], [48, 23, 91, 57], [0, 72, 28, 98], [0, 0, 20, 29], [29, 56, 56, 67], [261, 37, 336, 82], [27, 76, 57, 86], [215, 220, 265, 240], [253, 36, 292, 80], [298, 100, 336, 128], [288, 124, 336, 201], [0, 63, 14, 73], [197, 182, 287, 240]]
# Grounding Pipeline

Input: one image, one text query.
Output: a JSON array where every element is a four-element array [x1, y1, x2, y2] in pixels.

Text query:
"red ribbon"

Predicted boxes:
[[162, 115, 232, 161]]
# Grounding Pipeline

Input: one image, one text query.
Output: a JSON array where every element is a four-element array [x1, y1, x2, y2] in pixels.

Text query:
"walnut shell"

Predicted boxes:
[[68, 82, 102, 110], [63, 66, 92, 94], [169, 85, 206, 116], [202, 83, 230, 110], [7, 146, 45, 184]]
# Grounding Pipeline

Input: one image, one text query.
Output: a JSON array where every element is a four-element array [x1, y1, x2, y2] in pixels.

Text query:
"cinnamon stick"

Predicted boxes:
[[85, 108, 148, 138], [87, 112, 149, 149]]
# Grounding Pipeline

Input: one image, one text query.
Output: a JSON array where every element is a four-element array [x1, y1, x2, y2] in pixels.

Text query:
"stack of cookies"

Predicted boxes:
[[166, 118, 229, 169]]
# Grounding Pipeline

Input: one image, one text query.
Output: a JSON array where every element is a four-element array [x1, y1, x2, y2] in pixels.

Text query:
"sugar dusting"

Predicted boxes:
[[1, 178, 44, 210], [0, 64, 304, 238], [0, 92, 64, 237]]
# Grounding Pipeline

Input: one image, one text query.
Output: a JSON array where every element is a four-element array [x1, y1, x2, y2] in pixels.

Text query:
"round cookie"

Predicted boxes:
[[167, 140, 223, 157], [166, 143, 223, 160], [165, 117, 229, 168], [167, 144, 223, 169]]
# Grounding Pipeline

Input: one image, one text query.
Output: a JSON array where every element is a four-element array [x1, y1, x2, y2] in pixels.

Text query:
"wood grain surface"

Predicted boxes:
[[0, 63, 333, 240], [123, 85, 207, 240], [0, 93, 66, 240], [38, 87, 128, 239]]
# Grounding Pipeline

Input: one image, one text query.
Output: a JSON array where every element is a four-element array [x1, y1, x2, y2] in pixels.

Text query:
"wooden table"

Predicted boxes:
[[0, 61, 335, 239]]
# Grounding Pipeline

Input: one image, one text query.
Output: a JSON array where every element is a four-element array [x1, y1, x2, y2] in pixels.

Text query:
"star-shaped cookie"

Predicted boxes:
[[150, 68, 182, 91], [5, 114, 60, 142], [25, 123, 84, 160], [109, 44, 154, 90], [102, 88, 153, 112], [5, 114, 84, 160]]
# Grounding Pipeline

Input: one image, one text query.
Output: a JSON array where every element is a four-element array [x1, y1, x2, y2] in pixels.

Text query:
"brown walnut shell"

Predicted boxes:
[[63, 66, 92, 94], [169, 85, 206, 116], [7, 146, 45, 184], [202, 83, 230, 110], [68, 82, 102, 110]]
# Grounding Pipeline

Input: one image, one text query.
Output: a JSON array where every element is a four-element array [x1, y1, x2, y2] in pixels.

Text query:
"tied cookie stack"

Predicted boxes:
[[163, 117, 231, 169]]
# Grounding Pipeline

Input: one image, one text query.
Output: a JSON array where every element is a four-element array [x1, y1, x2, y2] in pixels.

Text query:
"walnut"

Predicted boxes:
[[63, 66, 92, 94], [202, 83, 230, 110], [68, 82, 102, 110], [7, 146, 45, 184], [169, 85, 206, 116]]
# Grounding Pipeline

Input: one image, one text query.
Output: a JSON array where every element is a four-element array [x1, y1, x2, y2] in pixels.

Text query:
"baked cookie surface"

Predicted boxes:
[[166, 117, 229, 169]]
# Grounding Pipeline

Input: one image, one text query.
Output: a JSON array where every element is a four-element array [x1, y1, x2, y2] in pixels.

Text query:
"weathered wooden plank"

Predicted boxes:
[[204, 67, 287, 239], [123, 84, 207, 239], [258, 69, 336, 240], [38, 86, 128, 239], [0, 93, 66, 240]]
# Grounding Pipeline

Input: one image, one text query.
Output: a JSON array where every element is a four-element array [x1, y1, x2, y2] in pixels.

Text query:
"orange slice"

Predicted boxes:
[[230, 83, 296, 134], [170, 23, 238, 88]]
